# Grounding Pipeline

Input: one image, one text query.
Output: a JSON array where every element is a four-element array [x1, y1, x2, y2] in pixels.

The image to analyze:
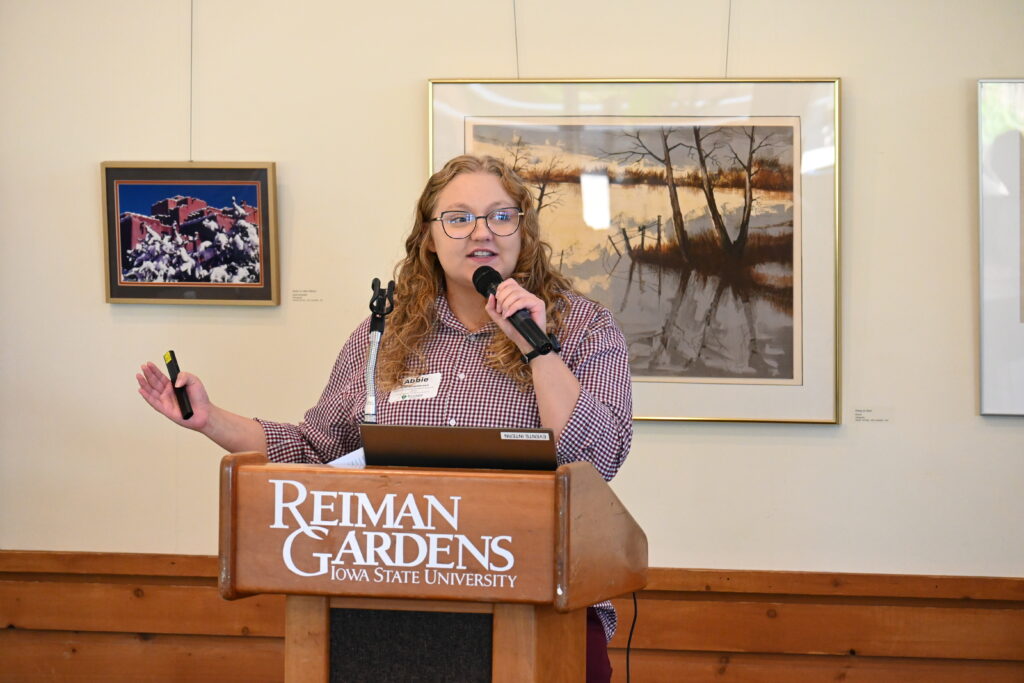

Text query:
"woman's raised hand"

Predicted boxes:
[[485, 277, 547, 354], [136, 361, 212, 430]]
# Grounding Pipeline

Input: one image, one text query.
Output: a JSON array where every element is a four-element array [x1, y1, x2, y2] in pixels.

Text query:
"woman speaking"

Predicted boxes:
[[137, 154, 633, 680]]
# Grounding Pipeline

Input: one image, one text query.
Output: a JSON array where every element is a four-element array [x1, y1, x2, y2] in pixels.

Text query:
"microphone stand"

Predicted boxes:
[[362, 278, 394, 424]]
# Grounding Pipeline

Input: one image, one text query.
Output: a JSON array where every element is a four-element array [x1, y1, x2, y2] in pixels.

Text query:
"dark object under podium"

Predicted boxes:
[[330, 608, 491, 681]]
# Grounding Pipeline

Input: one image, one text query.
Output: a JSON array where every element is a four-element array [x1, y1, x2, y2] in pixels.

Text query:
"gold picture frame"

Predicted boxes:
[[430, 79, 840, 423], [102, 161, 279, 305]]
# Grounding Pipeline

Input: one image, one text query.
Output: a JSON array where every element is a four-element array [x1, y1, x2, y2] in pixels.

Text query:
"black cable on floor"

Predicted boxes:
[[625, 591, 638, 683]]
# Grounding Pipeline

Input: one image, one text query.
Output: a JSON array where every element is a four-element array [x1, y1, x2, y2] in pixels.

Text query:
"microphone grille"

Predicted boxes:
[[472, 266, 502, 297]]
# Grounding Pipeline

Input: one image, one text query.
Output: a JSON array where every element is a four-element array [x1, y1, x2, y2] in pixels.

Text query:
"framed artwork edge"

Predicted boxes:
[[977, 79, 1024, 416], [101, 161, 280, 306]]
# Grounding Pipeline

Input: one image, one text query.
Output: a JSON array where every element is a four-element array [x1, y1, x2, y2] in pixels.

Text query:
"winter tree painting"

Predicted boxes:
[[468, 118, 802, 385]]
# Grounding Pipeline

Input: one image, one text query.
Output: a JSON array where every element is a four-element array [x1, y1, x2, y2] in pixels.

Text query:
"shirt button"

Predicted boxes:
[[457, 373, 466, 380], [448, 418, 456, 426]]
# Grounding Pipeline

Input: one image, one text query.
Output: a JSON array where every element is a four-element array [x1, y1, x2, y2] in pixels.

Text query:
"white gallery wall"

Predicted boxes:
[[1, 0, 1022, 576]]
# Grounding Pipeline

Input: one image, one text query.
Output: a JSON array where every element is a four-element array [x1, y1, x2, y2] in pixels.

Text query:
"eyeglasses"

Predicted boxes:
[[430, 207, 523, 239]]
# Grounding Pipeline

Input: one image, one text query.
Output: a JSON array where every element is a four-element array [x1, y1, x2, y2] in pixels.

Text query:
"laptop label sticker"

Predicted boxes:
[[500, 431, 551, 441]]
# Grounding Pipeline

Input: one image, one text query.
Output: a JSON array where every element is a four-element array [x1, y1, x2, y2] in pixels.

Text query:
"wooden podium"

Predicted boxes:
[[219, 453, 647, 682]]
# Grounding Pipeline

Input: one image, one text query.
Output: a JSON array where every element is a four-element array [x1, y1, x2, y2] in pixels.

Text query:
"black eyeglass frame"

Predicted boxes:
[[429, 207, 524, 239]]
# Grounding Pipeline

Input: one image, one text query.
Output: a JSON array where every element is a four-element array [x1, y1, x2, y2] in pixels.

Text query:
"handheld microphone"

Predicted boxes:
[[472, 266, 552, 354]]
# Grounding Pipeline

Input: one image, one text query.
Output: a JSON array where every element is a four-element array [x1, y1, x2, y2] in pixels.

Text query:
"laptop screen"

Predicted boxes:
[[359, 423, 557, 471]]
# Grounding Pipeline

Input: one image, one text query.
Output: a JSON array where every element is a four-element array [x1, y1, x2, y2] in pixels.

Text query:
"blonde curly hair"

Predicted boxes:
[[376, 155, 574, 391]]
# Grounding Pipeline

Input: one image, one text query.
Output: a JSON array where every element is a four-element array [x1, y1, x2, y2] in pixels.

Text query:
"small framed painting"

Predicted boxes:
[[102, 161, 279, 305]]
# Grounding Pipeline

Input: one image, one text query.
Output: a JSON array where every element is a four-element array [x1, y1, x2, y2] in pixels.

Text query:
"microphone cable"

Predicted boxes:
[[625, 591, 638, 683]]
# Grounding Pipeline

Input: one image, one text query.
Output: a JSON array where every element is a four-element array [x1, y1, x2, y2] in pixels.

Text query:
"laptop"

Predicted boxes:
[[359, 423, 557, 471]]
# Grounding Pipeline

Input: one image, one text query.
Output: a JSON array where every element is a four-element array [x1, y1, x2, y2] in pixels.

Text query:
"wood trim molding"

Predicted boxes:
[[5, 551, 1021, 600], [0, 550, 218, 577], [643, 567, 1024, 601]]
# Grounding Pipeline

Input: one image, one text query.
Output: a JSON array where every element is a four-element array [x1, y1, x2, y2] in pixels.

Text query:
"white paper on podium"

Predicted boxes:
[[326, 447, 366, 469]]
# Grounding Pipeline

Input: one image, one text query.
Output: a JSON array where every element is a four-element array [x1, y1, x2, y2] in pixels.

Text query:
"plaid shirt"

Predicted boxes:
[[259, 291, 633, 638]]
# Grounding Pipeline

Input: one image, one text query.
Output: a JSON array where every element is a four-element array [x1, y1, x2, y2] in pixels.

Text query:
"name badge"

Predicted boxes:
[[388, 373, 441, 403]]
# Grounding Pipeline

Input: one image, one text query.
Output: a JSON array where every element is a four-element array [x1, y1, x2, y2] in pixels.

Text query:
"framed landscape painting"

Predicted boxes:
[[102, 162, 279, 305], [979, 79, 1024, 415], [430, 79, 840, 422]]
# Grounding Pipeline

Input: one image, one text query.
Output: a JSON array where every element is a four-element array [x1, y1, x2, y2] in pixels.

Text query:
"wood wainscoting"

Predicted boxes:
[[608, 568, 1024, 681], [0, 552, 284, 682], [2, 551, 1022, 681]]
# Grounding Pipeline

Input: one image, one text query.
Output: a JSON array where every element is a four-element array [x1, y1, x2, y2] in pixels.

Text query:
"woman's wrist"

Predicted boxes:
[[195, 404, 221, 435], [521, 333, 561, 365]]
